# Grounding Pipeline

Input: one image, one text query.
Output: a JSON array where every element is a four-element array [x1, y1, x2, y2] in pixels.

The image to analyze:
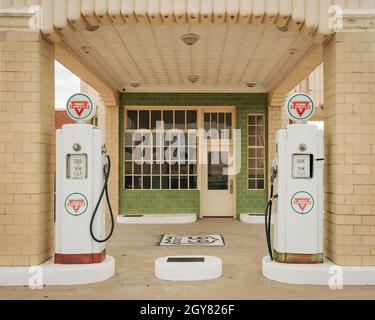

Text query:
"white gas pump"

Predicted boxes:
[[265, 93, 324, 264], [55, 94, 114, 264]]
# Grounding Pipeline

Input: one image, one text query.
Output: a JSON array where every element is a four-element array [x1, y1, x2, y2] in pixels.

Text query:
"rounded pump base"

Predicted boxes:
[[262, 256, 375, 285], [0, 256, 115, 287]]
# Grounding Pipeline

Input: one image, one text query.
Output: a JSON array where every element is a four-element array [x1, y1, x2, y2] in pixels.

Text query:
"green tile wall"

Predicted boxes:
[[119, 93, 268, 217]]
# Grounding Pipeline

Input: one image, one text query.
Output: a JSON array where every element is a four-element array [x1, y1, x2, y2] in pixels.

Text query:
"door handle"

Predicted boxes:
[[230, 180, 234, 194]]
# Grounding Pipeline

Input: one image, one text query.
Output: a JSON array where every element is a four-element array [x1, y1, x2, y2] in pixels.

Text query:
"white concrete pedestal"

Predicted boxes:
[[117, 214, 197, 224], [262, 256, 375, 285], [155, 256, 222, 281], [240, 214, 273, 225], [0, 256, 115, 286]]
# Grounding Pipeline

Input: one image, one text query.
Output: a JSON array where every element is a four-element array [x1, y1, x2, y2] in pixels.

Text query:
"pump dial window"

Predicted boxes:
[[67, 154, 88, 180], [292, 154, 313, 179]]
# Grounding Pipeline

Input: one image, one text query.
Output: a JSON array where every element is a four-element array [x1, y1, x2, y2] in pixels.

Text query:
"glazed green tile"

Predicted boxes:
[[119, 92, 268, 217]]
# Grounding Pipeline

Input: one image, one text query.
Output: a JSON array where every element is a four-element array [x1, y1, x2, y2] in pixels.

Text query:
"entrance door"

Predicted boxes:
[[200, 110, 235, 217]]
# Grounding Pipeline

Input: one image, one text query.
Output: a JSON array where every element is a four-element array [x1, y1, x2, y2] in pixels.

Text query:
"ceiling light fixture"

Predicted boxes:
[[187, 75, 200, 84], [181, 33, 201, 46], [277, 26, 289, 32], [129, 81, 141, 88], [86, 24, 99, 32], [81, 46, 91, 54], [246, 82, 257, 88]]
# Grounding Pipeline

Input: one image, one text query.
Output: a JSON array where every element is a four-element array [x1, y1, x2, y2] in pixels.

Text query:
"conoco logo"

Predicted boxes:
[[64, 193, 88, 216], [69, 101, 90, 117], [286, 93, 315, 121], [67, 199, 85, 213], [291, 101, 311, 117], [291, 191, 314, 215], [66, 93, 94, 121]]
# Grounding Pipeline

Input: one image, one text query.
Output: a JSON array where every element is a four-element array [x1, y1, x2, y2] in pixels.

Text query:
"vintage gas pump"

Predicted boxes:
[[265, 93, 324, 264], [55, 94, 114, 264]]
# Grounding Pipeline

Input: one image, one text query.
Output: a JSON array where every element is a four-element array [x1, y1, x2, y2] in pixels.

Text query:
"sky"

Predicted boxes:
[[55, 61, 81, 109]]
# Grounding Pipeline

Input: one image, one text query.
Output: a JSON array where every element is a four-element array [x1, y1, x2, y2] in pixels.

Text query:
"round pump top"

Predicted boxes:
[[285, 93, 315, 122], [66, 93, 96, 123]]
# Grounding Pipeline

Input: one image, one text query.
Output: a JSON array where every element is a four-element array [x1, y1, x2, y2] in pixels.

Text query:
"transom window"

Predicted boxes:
[[248, 114, 265, 190], [124, 109, 198, 190], [204, 112, 232, 139]]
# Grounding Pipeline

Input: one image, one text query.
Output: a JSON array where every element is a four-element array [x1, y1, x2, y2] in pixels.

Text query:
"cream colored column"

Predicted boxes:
[[268, 96, 289, 176], [105, 105, 119, 216], [0, 30, 55, 266], [323, 32, 375, 266]]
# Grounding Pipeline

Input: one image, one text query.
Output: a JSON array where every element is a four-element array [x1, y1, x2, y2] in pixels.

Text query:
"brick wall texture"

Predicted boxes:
[[324, 32, 375, 266], [0, 31, 55, 267]]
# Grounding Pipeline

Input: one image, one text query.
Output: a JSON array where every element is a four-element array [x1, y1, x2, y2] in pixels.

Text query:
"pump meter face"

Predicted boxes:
[[67, 154, 88, 180], [292, 154, 313, 179]]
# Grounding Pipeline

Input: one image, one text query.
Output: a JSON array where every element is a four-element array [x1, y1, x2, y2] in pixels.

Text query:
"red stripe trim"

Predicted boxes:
[[54, 250, 106, 264]]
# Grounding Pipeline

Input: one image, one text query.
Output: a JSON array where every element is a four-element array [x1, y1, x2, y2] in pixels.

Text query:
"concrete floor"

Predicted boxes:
[[1, 218, 375, 300]]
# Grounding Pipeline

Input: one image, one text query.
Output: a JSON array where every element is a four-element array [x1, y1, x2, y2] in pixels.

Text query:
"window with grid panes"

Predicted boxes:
[[124, 110, 198, 190], [203, 112, 232, 139], [248, 114, 265, 190]]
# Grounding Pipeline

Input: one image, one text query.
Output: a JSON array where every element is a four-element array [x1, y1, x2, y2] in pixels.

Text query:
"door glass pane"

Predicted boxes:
[[208, 152, 229, 190], [127, 111, 137, 129]]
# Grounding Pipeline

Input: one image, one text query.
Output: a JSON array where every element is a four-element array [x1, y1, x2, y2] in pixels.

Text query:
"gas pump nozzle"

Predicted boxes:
[[90, 147, 115, 244], [264, 159, 278, 261]]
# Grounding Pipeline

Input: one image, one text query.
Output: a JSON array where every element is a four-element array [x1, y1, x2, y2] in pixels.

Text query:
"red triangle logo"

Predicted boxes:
[[292, 101, 311, 117], [70, 101, 90, 117], [294, 198, 311, 212], [68, 199, 85, 213]]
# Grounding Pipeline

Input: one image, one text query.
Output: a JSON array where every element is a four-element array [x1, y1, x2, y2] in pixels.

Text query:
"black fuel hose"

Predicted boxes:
[[90, 154, 115, 243], [265, 184, 274, 261]]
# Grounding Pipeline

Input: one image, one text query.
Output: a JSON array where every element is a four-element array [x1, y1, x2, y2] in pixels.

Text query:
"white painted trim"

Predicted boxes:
[[240, 214, 273, 225], [117, 214, 197, 225], [155, 256, 222, 281], [262, 256, 375, 286], [0, 256, 115, 287]]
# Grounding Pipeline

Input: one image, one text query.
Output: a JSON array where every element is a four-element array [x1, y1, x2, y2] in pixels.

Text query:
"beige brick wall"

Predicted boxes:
[[0, 31, 55, 266], [323, 32, 375, 266]]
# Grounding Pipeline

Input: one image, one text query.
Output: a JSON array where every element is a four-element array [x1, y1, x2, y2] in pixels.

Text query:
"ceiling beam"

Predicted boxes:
[[269, 45, 323, 107], [55, 40, 118, 107]]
